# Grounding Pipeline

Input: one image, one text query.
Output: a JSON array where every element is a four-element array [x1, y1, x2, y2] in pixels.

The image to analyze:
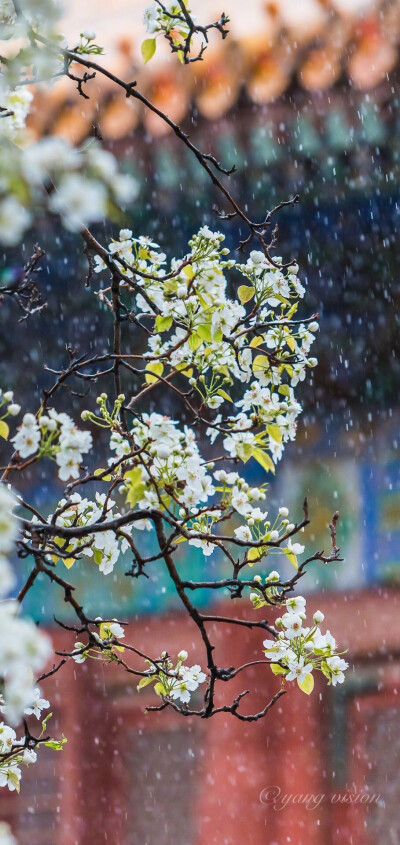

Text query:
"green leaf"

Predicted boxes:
[[183, 264, 194, 280], [267, 424, 282, 444], [298, 673, 314, 695], [252, 447, 275, 474], [141, 38, 156, 63], [94, 468, 112, 481], [270, 663, 287, 675], [188, 332, 202, 351], [320, 661, 331, 679], [197, 323, 212, 342], [217, 389, 232, 403], [155, 315, 173, 333], [286, 303, 298, 319], [274, 293, 291, 306], [196, 289, 208, 308], [124, 467, 146, 508], [236, 441, 253, 463], [0, 420, 9, 440], [278, 384, 290, 397], [137, 676, 154, 691], [247, 546, 263, 564], [282, 547, 298, 569], [44, 736, 67, 750], [154, 682, 166, 697], [250, 335, 263, 348], [285, 334, 296, 352], [252, 354, 270, 375], [213, 328, 223, 343], [238, 285, 255, 304], [93, 548, 103, 566], [145, 361, 164, 384], [63, 556, 76, 570]]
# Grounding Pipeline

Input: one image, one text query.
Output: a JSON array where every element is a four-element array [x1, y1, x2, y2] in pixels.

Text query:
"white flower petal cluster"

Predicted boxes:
[[263, 595, 348, 691], [0, 2, 140, 242], [94, 227, 316, 472], [0, 602, 52, 725], [118, 411, 215, 515], [0, 86, 33, 142], [138, 651, 207, 706], [23, 686, 50, 719], [11, 409, 92, 481], [0, 704, 53, 795], [0, 482, 53, 738], [11, 413, 41, 459], [143, 1, 193, 39], [72, 617, 126, 664], [0, 131, 138, 243], [48, 492, 131, 575]]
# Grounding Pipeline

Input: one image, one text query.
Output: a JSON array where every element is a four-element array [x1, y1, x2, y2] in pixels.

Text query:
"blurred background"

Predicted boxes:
[[1, 0, 400, 842]]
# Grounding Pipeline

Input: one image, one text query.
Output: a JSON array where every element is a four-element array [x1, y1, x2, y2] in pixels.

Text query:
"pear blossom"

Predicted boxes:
[[285, 656, 313, 684], [326, 656, 349, 686]]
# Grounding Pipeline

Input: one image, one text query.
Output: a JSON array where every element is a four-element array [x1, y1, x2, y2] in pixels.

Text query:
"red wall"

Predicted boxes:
[[2, 587, 400, 845]]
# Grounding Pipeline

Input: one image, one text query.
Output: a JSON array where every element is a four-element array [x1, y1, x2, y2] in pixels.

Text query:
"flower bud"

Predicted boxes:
[[269, 530, 279, 542], [7, 404, 20, 416], [279, 507, 289, 518], [156, 444, 170, 460], [22, 413, 36, 426], [313, 610, 324, 624], [178, 650, 188, 662], [3, 391, 13, 402]]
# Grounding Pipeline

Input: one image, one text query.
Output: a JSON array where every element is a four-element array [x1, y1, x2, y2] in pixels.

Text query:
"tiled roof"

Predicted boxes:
[[27, 0, 400, 141]]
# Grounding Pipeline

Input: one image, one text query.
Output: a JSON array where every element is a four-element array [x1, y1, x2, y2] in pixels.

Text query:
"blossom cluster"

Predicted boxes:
[[0, 135, 139, 245], [0, 483, 52, 794], [109, 410, 214, 514], [0, 484, 52, 724], [143, 1, 193, 38], [43, 493, 131, 574], [137, 650, 207, 705], [0, 690, 49, 793], [262, 595, 349, 694], [72, 618, 125, 663], [11, 409, 92, 481], [0, 1, 138, 244], [78, 402, 307, 564], [142, 2, 194, 62], [0, 483, 66, 794], [93, 227, 317, 475]]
